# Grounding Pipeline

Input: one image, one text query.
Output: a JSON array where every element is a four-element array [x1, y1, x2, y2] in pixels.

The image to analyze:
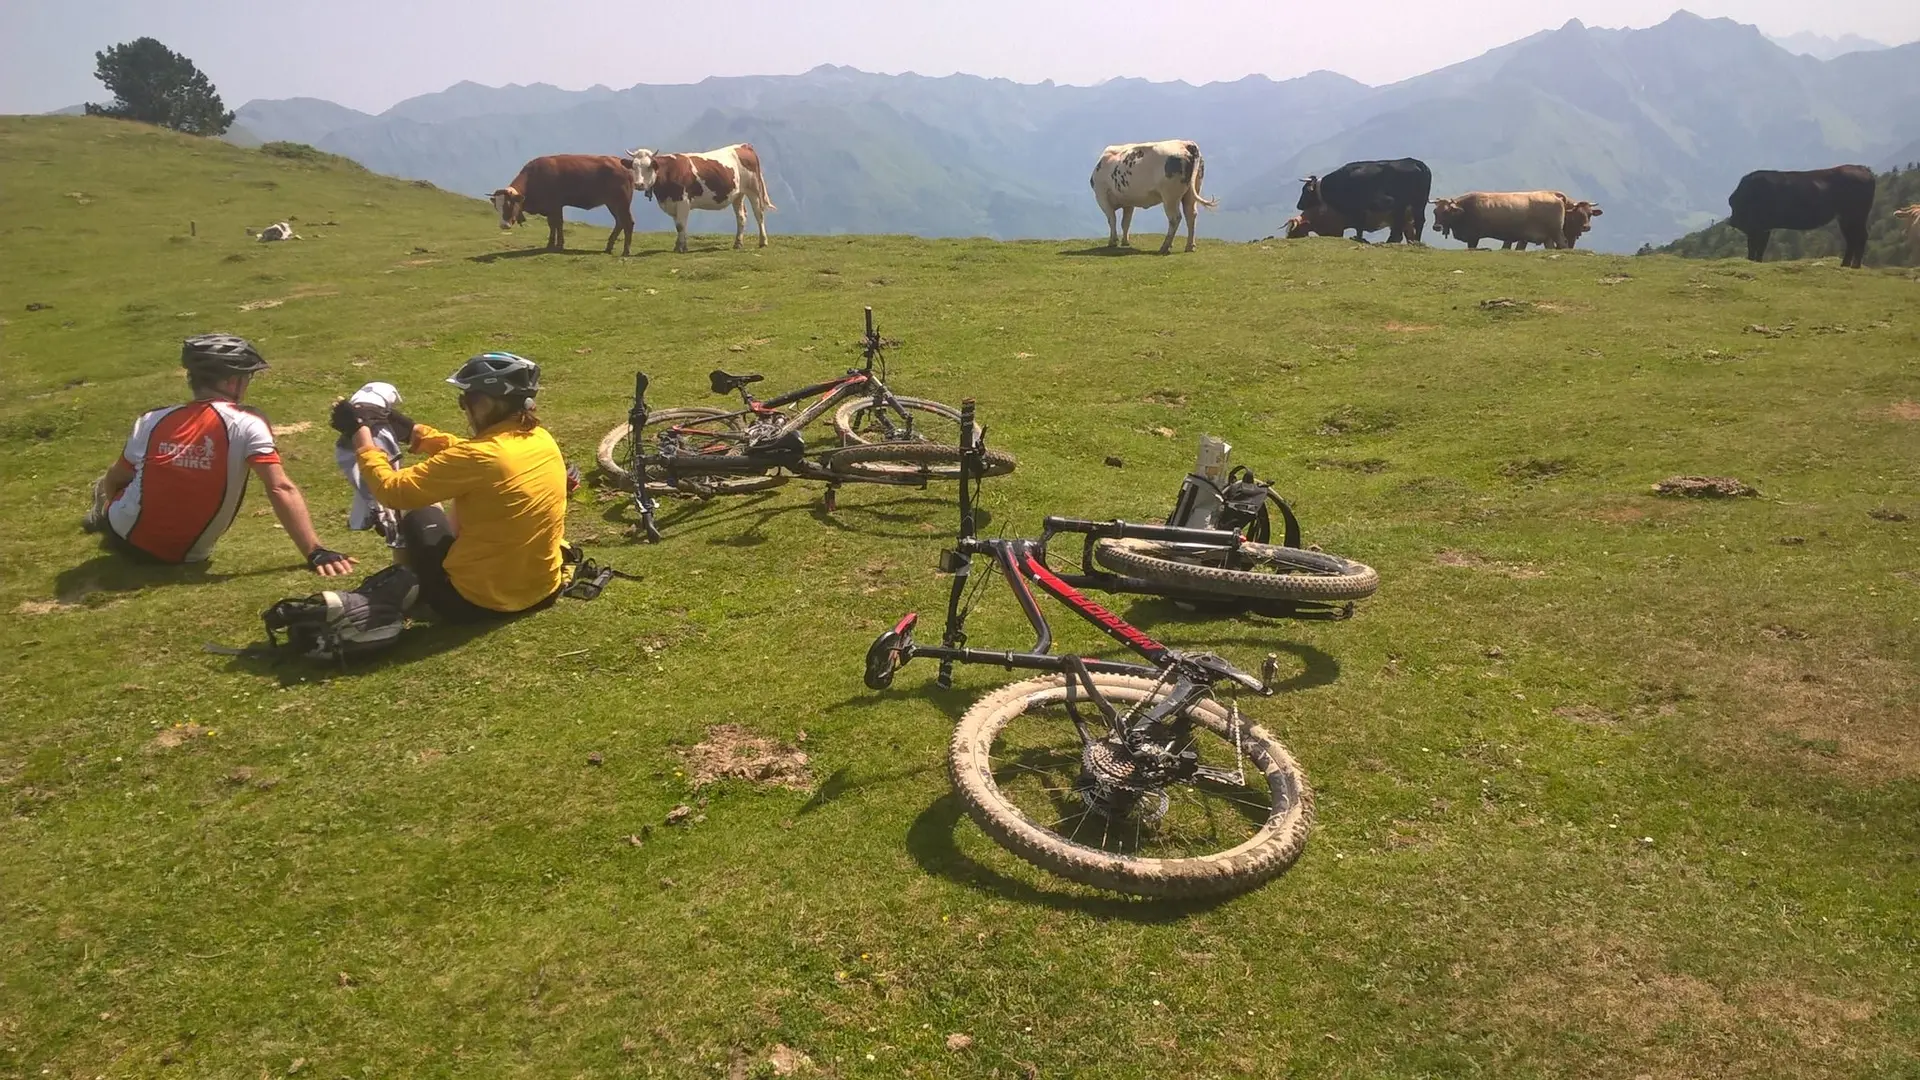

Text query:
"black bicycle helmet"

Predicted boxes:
[[181, 333, 268, 376], [446, 352, 539, 401]]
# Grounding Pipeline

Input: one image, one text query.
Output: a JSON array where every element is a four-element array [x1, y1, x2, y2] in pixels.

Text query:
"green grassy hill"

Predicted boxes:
[[1650, 163, 1920, 265], [4, 116, 1918, 1079]]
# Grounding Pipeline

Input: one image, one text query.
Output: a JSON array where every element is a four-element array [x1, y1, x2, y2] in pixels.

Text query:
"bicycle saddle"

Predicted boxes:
[[709, 369, 765, 395]]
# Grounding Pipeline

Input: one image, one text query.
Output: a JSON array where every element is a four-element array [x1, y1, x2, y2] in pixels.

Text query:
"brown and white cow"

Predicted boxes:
[[1090, 140, 1218, 253], [1431, 191, 1568, 250], [624, 144, 775, 254], [490, 154, 637, 254], [1898, 205, 1920, 257]]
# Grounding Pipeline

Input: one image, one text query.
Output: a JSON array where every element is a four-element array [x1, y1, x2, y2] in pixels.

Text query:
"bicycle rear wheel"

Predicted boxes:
[[596, 407, 785, 496], [828, 396, 1017, 481], [1092, 538, 1379, 602], [949, 673, 1313, 899]]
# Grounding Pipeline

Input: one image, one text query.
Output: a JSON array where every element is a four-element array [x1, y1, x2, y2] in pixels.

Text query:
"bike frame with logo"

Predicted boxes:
[[627, 307, 929, 541], [864, 401, 1280, 706]]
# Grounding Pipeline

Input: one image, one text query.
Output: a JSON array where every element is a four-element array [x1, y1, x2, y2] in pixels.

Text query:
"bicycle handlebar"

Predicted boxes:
[[1040, 517, 1244, 548]]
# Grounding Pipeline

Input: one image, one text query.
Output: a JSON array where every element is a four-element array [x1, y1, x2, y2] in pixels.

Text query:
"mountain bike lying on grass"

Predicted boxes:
[[597, 306, 1016, 541], [1086, 435, 1379, 618], [862, 404, 1314, 898]]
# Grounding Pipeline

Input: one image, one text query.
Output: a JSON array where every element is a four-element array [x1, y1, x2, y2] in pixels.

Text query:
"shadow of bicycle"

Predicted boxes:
[[905, 793, 1244, 921], [595, 486, 987, 544]]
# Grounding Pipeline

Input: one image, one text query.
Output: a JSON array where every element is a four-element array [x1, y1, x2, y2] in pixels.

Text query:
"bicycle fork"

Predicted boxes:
[[629, 372, 662, 543]]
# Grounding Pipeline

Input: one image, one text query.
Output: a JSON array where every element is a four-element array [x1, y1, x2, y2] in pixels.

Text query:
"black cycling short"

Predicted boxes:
[[399, 507, 556, 624]]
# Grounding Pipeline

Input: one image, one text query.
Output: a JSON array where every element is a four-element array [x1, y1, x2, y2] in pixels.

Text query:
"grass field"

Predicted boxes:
[[3, 116, 1918, 1079]]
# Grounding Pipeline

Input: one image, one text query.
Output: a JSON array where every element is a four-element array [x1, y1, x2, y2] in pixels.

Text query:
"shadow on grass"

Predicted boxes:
[[595, 486, 984, 543], [468, 247, 657, 263], [1122, 592, 1357, 628], [795, 761, 944, 817], [905, 792, 1233, 921], [1058, 245, 1155, 257], [53, 551, 293, 601], [213, 616, 510, 685]]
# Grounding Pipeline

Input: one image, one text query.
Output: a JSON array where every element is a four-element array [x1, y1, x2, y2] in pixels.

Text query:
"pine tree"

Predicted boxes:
[[85, 38, 234, 136]]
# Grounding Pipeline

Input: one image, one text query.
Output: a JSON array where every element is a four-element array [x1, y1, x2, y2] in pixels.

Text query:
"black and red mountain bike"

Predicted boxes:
[[598, 307, 1015, 541], [863, 403, 1317, 898]]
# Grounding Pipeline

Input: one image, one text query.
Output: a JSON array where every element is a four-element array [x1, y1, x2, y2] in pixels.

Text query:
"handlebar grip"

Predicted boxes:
[[1040, 517, 1241, 546], [634, 372, 649, 400], [864, 306, 874, 337]]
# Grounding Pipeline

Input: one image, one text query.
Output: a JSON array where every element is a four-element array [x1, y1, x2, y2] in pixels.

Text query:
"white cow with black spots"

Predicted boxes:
[[1089, 140, 1217, 253]]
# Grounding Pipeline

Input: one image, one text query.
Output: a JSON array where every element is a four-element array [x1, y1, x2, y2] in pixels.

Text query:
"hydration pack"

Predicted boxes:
[[262, 564, 418, 662], [1169, 465, 1303, 548]]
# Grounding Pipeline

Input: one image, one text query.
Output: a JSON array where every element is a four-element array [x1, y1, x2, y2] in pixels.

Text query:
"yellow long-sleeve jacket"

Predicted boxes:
[[356, 418, 568, 612]]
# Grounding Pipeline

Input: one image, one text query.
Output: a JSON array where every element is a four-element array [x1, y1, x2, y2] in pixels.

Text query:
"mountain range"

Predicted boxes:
[[206, 11, 1920, 252]]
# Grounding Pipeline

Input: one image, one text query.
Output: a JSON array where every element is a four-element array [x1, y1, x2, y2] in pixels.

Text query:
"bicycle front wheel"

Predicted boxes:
[[1092, 539, 1379, 602], [949, 673, 1313, 898], [596, 407, 785, 496], [828, 396, 1018, 481]]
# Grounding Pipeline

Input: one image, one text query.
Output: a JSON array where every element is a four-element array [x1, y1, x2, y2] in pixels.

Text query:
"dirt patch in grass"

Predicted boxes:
[[1878, 400, 1920, 421], [1315, 405, 1398, 436], [1381, 321, 1436, 332], [1553, 705, 1618, 725], [1492, 929, 1884, 1079], [1435, 550, 1546, 579], [15, 598, 84, 615], [1586, 503, 1648, 523], [272, 421, 312, 436], [238, 285, 339, 312], [682, 725, 812, 790], [1500, 457, 1575, 484], [1653, 475, 1758, 498], [1308, 457, 1391, 473], [147, 722, 207, 752], [1725, 654, 1920, 781]]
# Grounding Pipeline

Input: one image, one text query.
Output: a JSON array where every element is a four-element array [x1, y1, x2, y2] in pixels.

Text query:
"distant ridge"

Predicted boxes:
[[217, 12, 1920, 252]]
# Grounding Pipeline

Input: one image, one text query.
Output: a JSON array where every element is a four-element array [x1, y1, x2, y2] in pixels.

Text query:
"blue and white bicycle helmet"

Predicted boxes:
[[446, 352, 539, 402]]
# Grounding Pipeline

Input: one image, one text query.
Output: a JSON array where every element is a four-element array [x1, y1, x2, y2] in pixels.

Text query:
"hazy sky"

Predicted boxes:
[[4, 0, 1915, 116]]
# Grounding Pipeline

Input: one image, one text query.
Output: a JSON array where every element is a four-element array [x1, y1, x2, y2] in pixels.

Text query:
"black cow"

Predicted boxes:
[[1726, 165, 1876, 268], [1297, 158, 1433, 243]]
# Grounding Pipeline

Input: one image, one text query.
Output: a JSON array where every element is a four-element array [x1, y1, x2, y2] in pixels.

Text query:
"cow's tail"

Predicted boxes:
[[740, 143, 776, 214], [755, 167, 777, 214], [1191, 152, 1219, 211]]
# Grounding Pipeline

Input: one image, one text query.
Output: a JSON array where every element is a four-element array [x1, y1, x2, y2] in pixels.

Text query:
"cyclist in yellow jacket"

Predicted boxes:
[[328, 352, 568, 622]]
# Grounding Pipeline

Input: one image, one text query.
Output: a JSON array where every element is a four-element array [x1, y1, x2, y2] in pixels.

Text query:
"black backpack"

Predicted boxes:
[[1171, 465, 1303, 548]]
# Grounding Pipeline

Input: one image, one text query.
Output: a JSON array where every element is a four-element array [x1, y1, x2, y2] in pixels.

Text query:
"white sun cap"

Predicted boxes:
[[349, 382, 402, 409]]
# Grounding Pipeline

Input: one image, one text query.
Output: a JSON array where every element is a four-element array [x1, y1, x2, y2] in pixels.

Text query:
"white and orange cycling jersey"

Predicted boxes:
[[106, 400, 280, 562]]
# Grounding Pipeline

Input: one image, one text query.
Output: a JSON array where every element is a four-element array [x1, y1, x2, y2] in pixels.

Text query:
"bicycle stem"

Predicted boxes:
[[629, 371, 661, 543], [937, 397, 978, 688]]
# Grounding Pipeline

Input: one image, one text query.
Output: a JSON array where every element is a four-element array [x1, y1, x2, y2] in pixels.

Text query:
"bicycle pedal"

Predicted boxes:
[[937, 549, 969, 574]]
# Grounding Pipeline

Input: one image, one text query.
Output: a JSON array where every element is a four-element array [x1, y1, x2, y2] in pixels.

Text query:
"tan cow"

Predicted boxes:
[[1090, 140, 1218, 253], [1898, 205, 1920, 257], [1432, 191, 1568, 250], [1505, 195, 1603, 249], [625, 143, 775, 253]]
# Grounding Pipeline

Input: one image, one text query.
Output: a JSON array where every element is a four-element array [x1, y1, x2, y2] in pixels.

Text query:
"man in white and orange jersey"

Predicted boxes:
[[83, 333, 356, 577]]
